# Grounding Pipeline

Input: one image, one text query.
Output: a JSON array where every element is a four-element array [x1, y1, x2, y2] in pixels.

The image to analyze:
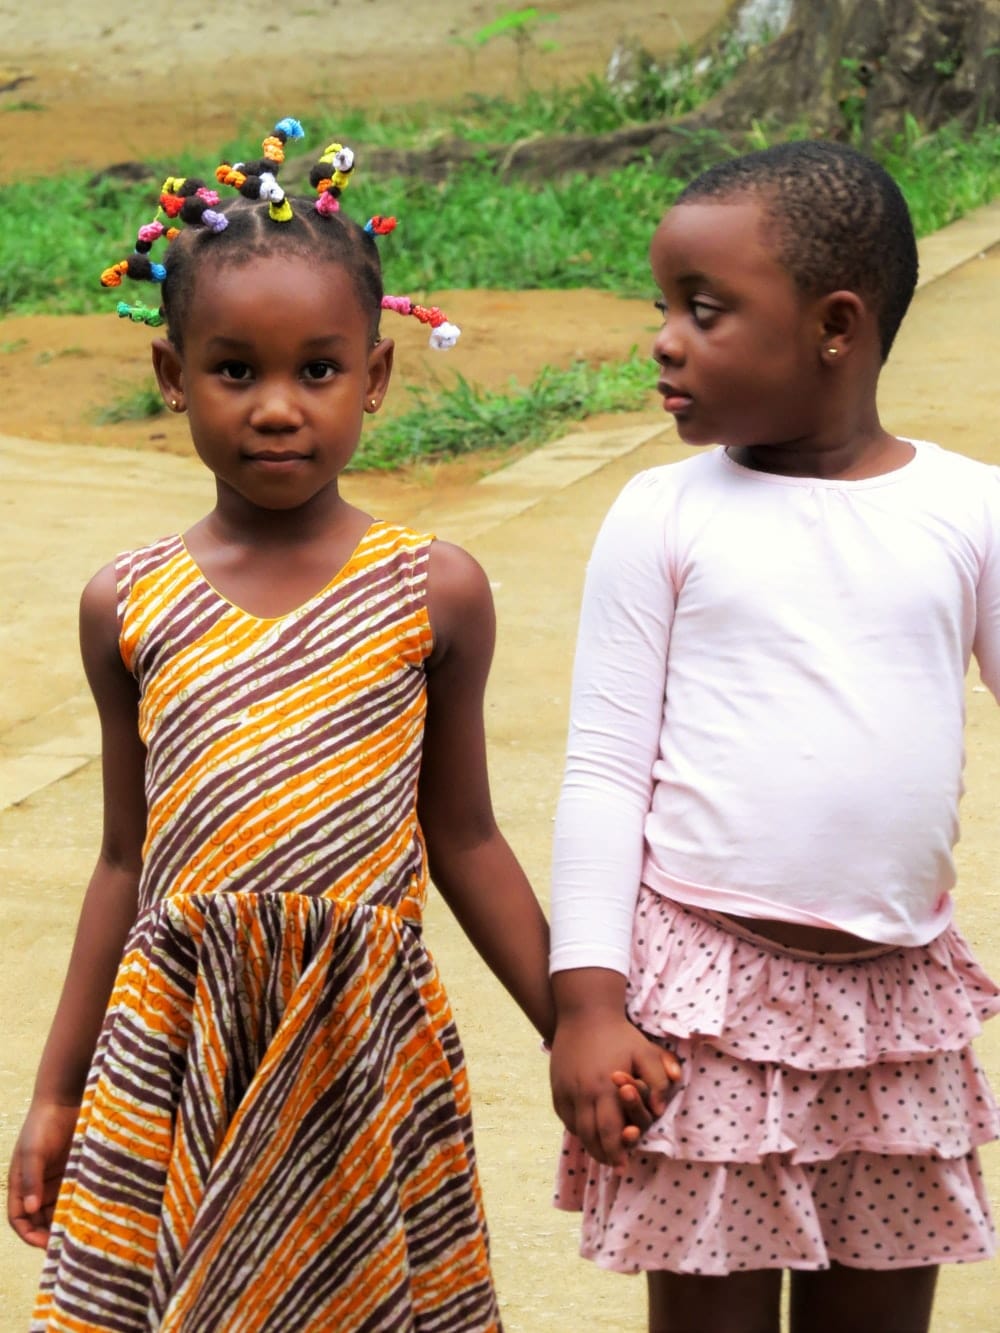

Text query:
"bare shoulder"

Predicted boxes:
[[425, 540, 495, 665], [79, 561, 126, 682]]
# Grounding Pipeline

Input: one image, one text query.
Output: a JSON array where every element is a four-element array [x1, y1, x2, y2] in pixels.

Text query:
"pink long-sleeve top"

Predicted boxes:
[[550, 442, 1000, 976]]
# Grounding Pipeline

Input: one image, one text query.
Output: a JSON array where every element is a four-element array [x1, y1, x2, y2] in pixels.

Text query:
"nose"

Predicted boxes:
[[652, 312, 685, 368], [249, 379, 305, 432]]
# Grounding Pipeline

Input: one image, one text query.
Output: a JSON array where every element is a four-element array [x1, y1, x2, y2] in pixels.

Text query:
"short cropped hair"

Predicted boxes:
[[676, 141, 918, 361], [161, 196, 384, 350]]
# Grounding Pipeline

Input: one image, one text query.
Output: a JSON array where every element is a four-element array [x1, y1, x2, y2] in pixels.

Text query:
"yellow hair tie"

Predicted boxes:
[[269, 198, 294, 223]]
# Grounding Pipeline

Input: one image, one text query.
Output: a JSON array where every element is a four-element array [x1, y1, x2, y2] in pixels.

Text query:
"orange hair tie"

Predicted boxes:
[[261, 136, 285, 163], [100, 261, 129, 288], [215, 164, 247, 189]]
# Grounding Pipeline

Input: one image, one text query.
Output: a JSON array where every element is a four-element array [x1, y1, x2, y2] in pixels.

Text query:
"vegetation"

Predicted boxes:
[[3, 24, 1000, 468], [353, 349, 652, 471], [92, 382, 166, 425]]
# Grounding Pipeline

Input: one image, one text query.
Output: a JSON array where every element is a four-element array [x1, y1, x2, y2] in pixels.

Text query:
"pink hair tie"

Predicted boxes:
[[195, 187, 221, 206], [137, 221, 165, 244], [315, 192, 341, 216], [381, 294, 461, 349]]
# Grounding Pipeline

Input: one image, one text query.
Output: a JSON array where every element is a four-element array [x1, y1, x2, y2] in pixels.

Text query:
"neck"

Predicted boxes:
[[726, 401, 913, 481], [207, 480, 350, 549]]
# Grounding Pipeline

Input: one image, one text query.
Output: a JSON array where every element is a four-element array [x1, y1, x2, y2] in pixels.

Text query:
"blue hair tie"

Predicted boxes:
[[275, 117, 305, 140]]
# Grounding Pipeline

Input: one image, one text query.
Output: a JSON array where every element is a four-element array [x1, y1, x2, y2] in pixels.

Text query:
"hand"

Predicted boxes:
[[550, 1013, 680, 1171], [613, 1068, 672, 1147], [8, 1101, 80, 1248]]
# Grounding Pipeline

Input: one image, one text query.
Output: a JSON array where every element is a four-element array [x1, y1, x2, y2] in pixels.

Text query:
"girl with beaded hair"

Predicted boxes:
[[8, 118, 552, 1331], [549, 139, 1000, 1333]]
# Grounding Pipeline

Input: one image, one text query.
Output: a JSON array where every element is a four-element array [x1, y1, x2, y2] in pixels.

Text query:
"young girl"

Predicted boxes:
[[548, 140, 1000, 1333], [7, 122, 554, 1332]]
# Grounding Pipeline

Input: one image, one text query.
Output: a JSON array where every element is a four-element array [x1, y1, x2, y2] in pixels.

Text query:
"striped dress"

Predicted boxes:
[[33, 521, 501, 1332]]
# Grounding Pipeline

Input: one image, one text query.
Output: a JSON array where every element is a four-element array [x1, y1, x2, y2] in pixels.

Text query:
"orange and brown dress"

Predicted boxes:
[[33, 521, 501, 1332]]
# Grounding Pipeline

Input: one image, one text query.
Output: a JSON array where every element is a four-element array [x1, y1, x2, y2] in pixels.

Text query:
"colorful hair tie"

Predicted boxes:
[[99, 117, 464, 352], [116, 300, 164, 327], [213, 117, 305, 224], [381, 294, 461, 350], [365, 215, 397, 236], [310, 141, 357, 215]]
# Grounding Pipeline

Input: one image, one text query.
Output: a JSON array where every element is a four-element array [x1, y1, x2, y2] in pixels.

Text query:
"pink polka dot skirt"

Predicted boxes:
[[554, 891, 1000, 1274]]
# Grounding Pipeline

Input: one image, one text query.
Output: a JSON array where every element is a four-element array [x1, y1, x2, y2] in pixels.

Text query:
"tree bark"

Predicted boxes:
[[699, 0, 1000, 148], [360, 0, 1000, 184]]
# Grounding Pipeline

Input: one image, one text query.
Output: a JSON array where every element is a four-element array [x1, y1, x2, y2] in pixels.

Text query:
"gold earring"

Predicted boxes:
[[369, 398, 377, 410], [170, 398, 179, 409], [826, 347, 838, 357]]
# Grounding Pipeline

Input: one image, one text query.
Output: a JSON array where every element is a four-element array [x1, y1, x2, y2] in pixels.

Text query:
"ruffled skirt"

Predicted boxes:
[[554, 889, 1000, 1275]]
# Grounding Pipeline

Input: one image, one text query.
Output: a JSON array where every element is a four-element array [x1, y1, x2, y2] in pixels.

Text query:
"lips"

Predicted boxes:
[[658, 382, 693, 413], [244, 450, 310, 464]]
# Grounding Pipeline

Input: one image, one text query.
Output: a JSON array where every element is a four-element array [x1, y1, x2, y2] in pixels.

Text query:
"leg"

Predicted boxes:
[[647, 1270, 782, 1333], [790, 1262, 938, 1333]]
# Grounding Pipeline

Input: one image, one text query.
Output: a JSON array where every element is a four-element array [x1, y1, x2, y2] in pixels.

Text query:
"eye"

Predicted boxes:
[[302, 360, 337, 382], [218, 360, 253, 382], [653, 298, 668, 319], [691, 299, 721, 328]]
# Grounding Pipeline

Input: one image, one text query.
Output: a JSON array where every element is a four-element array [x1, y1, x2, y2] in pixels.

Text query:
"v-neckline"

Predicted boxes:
[[178, 520, 381, 622]]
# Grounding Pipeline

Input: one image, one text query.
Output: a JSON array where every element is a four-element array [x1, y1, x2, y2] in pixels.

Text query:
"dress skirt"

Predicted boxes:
[[554, 888, 1000, 1275], [34, 892, 501, 1331]]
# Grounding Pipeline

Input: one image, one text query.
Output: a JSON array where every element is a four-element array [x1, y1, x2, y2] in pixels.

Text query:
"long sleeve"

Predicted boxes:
[[972, 468, 1000, 700], [550, 473, 676, 976]]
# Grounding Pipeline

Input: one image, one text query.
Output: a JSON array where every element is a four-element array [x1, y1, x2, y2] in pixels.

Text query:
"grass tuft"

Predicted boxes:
[[92, 381, 166, 425], [352, 349, 653, 470]]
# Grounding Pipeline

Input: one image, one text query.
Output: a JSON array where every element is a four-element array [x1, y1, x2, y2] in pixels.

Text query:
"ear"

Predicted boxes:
[[364, 337, 394, 413], [817, 290, 867, 364], [151, 337, 185, 412]]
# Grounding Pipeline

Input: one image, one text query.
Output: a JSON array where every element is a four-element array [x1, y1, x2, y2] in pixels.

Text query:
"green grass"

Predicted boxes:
[[353, 349, 654, 470], [5, 117, 1000, 321], [92, 381, 166, 425], [6, 47, 1000, 469]]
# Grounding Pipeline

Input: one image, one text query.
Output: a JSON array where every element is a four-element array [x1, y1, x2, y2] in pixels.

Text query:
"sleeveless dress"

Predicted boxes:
[[33, 521, 501, 1332]]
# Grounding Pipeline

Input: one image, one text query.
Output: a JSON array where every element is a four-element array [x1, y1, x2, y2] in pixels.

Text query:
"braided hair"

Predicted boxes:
[[676, 141, 918, 362], [161, 198, 385, 350], [101, 118, 461, 352]]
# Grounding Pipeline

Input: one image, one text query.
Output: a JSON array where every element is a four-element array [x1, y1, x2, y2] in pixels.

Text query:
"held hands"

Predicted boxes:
[[7, 1101, 80, 1248], [550, 1013, 680, 1171]]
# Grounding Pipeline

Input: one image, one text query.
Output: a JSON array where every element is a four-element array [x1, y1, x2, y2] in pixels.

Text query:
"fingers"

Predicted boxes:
[[631, 1046, 682, 1116], [568, 1086, 632, 1171], [613, 1074, 654, 1130], [7, 1156, 52, 1249]]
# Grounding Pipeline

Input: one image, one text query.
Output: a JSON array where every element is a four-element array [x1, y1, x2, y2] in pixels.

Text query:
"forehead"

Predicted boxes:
[[185, 252, 368, 344], [649, 197, 788, 289]]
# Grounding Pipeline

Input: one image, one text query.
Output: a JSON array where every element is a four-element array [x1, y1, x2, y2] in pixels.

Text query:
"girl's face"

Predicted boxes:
[[649, 198, 826, 450], [152, 252, 392, 513]]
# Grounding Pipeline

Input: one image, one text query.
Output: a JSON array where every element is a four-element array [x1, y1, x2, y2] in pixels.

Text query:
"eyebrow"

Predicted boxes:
[[203, 333, 352, 352]]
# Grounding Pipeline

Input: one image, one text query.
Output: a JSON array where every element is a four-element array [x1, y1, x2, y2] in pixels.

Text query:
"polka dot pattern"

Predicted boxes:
[[554, 892, 1000, 1274]]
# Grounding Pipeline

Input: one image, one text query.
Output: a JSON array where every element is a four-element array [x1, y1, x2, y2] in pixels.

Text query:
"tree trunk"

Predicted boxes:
[[700, 0, 1000, 148], [361, 0, 1000, 184]]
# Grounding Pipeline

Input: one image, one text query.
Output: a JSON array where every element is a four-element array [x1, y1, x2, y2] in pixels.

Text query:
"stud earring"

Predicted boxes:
[[369, 398, 377, 410], [826, 347, 838, 357], [170, 398, 179, 409]]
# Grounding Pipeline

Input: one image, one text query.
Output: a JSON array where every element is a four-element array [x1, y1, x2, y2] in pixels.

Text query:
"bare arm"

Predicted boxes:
[[8, 562, 147, 1246], [418, 541, 554, 1043]]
